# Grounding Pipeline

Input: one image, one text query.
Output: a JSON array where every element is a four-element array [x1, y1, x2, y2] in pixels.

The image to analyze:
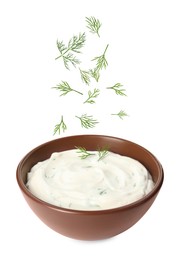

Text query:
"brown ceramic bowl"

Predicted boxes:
[[16, 135, 163, 240]]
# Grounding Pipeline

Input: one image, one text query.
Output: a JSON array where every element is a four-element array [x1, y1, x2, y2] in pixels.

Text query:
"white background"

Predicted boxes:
[[0, 0, 179, 259]]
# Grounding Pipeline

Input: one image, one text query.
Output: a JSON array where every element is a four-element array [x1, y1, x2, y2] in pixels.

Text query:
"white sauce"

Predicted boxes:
[[26, 149, 155, 210]]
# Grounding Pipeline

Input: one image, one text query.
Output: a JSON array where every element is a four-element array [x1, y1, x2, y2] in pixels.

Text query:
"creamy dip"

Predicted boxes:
[[26, 149, 155, 210]]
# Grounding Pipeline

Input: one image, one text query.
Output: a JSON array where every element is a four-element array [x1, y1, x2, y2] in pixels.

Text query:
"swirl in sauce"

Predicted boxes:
[[26, 149, 155, 210]]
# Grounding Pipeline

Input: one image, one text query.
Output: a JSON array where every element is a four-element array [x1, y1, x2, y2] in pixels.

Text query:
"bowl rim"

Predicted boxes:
[[16, 134, 164, 214]]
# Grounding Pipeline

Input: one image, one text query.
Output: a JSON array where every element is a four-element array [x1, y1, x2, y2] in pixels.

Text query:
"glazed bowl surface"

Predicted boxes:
[[16, 135, 164, 240]]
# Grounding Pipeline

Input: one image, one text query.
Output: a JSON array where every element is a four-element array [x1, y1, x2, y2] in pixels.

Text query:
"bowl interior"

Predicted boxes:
[[18, 135, 163, 193]]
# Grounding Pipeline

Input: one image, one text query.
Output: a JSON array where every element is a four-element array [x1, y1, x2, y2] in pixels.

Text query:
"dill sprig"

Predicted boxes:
[[79, 68, 91, 85], [55, 32, 86, 69], [107, 83, 127, 96], [89, 68, 100, 82], [83, 88, 100, 104], [75, 114, 99, 128], [53, 116, 67, 135], [111, 110, 128, 119], [98, 146, 109, 161], [52, 81, 83, 96], [85, 16, 102, 37], [92, 44, 109, 71], [75, 146, 95, 159], [75, 146, 109, 160]]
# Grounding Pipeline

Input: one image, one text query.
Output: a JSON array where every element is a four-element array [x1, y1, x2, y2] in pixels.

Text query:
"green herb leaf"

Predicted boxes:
[[111, 110, 128, 119], [83, 88, 100, 104], [53, 116, 67, 135], [75, 114, 99, 129], [52, 81, 83, 96], [75, 146, 109, 161], [92, 44, 109, 71], [68, 33, 86, 53], [75, 146, 95, 159], [79, 68, 91, 85], [97, 146, 109, 161], [89, 68, 100, 82], [55, 32, 86, 69], [99, 189, 107, 195], [107, 83, 127, 96], [85, 16, 101, 37]]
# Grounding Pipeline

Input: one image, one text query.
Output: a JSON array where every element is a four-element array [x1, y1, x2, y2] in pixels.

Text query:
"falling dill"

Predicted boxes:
[[55, 32, 86, 70], [75, 114, 99, 129]]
